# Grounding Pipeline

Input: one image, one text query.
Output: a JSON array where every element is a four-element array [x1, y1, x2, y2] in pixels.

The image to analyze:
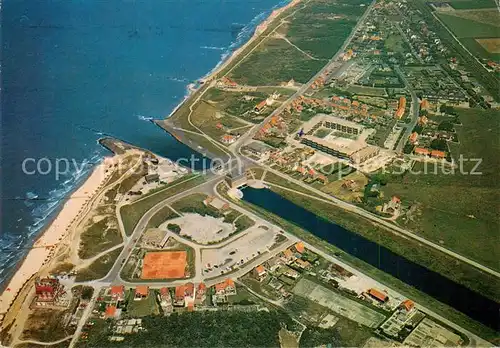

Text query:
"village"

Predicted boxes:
[[25, 238, 464, 347]]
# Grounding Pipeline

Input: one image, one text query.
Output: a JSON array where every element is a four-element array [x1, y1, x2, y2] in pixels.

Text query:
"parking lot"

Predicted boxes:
[[162, 213, 234, 244], [201, 225, 278, 277]]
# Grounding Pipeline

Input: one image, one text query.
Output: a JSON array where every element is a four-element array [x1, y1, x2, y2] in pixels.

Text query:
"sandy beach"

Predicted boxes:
[[0, 157, 115, 315], [166, 0, 302, 121], [201, 0, 302, 82]]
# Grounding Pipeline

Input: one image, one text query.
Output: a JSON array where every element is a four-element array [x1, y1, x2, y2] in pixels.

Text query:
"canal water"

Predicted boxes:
[[242, 187, 499, 330]]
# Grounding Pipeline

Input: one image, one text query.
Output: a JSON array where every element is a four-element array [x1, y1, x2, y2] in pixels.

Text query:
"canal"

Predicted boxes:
[[242, 187, 499, 330]]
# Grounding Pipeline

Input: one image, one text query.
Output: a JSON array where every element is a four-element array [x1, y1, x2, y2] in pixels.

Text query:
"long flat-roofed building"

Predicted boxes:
[[299, 114, 379, 164], [303, 114, 363, 136], [300, 135, 379, 164]]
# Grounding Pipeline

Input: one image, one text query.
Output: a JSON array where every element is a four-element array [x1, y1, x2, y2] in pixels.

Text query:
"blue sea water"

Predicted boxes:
[[0, 0, 286, 286]]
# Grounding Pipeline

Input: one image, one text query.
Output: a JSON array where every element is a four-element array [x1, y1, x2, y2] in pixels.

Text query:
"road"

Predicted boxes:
[[254, 163, 500, 279], [68, 285, 101, 348], [234, 0, 377, 151], [210, 182, 491, 347], [394, 65, 419, 153], [16, 335, 73, 346]]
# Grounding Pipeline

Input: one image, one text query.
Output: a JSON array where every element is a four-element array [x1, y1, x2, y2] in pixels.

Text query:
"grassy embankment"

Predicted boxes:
[[217, 184, 499, 343], [75, 247, 123, 282], [120, 174, 205, 236]]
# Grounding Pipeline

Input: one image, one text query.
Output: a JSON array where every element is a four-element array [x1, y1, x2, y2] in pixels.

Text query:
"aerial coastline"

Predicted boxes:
[[0, 0, 298, 319], [0, 158, 115, 314], [2, 0, 499, 346]]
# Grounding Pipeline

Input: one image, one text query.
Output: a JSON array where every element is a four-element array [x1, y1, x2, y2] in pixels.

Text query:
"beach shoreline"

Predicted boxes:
[[0, 0, 301, 321], [0, 157, 116, 317], [166, 0, 302, 119]]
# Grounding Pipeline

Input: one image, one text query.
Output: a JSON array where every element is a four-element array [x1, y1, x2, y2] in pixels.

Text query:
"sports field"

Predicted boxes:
[[141, 251, 187, 279]]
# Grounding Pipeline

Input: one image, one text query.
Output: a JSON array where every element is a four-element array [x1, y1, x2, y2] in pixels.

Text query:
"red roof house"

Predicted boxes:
[[110, 285, 125, 301], [368, 288, 388, 303]]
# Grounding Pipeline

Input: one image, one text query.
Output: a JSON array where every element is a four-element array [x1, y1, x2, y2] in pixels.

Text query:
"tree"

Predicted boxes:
[[438, 121, 454, 132], [81, 286, 94, 300], [430, 138, 448, 151], [167, 223, 181, 234]]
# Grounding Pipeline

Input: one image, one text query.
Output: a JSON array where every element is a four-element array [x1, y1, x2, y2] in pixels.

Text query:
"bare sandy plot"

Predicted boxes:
[[201, 226, 277, 277], [476, 38, 500, 53], [141, 251, 187, 279], [161, 213, 234, 244], [293, 279, 386, 328]]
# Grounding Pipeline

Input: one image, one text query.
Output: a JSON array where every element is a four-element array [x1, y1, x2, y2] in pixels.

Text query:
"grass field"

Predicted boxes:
[[120, 174, 205, 235], [442, 9, 500, 28], [384, 33, 407, 53], [270, 185, 500, 302], [438, 13, 499, 37], [75, 247, 123, 281], [436, 12, 500, 60], [126, 290, 160, 317], [285, 0, 369, 60], [188, 99, 249, 140], [346, 85, 387, 97], [78, 217, 122, 259], [228, 0, 370, 85], [230, 38, 324, 85], [146, 205, 179, 229], [448, 0, 497, 10], [383, 108, 499, 272]]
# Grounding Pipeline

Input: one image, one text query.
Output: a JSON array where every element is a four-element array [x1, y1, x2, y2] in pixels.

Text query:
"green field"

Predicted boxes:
[[383, 108, 499, 273], [346, 85, 387, 97], [384, 33, 407, 53], [285, 0, 369, 60], [78, 217, 122, 259], [437, 13, 499, 38], [126, 290, 160, 317], [75, 247, 123, 281], [229, 38, 324, 85], [228, 0, 370, 85], [448, 0, 497, 10], [436, 12, 500, 59], [120, 174, 205, 235]]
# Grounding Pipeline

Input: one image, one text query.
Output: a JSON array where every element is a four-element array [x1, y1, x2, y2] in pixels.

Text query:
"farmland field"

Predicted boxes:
[[436, 13, 499, 38], [447, 0, 497, 10], [476, 38, 500, 53], [440, 9, 500, 27], [436, 12, 500, 60], [383, 107, 500, 273]]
